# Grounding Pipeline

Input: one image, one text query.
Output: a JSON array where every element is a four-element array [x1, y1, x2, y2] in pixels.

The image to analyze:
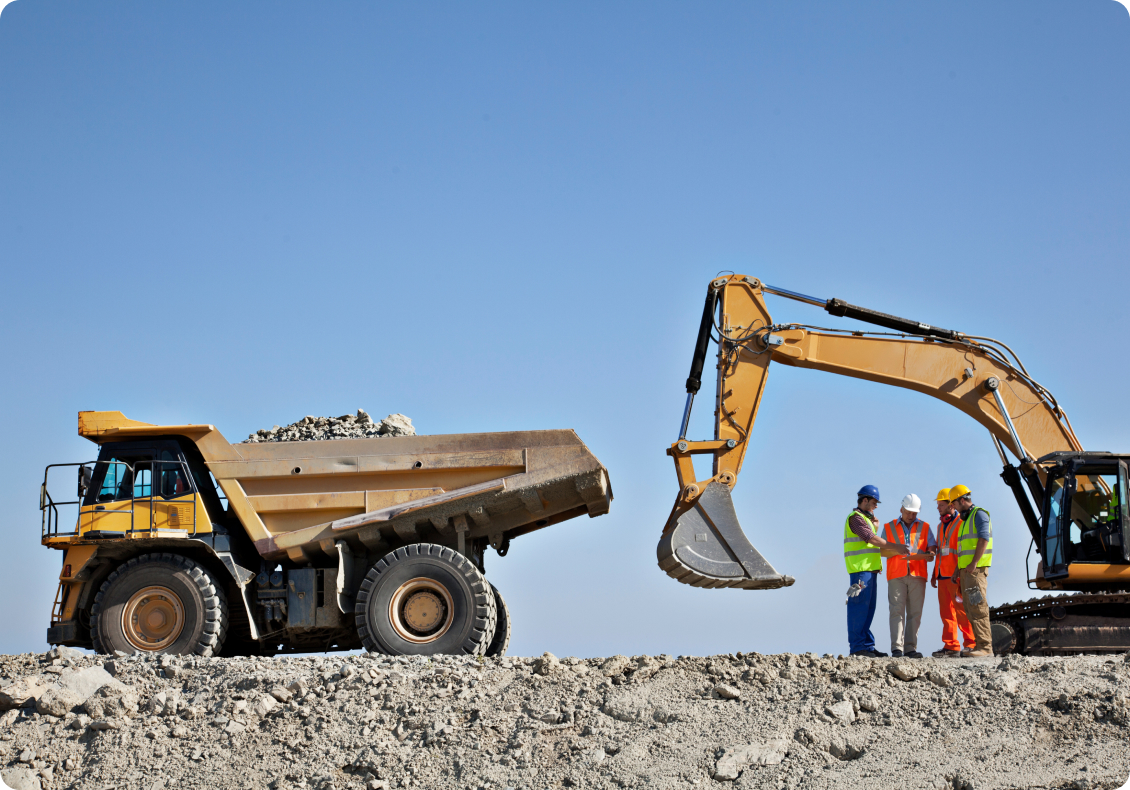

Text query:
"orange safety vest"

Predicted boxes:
[[936, 511, 962, 577], [883, 517, 931, 579]]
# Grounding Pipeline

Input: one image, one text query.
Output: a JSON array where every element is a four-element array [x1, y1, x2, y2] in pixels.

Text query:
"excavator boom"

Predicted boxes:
[[659, 274, 1082, 590]]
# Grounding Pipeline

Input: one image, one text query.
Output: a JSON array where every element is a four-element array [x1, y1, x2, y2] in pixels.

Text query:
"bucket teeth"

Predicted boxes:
[[657, 482, 794, 590]]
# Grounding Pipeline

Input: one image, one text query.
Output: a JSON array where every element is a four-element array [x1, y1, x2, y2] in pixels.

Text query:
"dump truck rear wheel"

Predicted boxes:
[[91, 553, 228, 656], [355, 543, 496, 656], [484, 583, 510, 658]]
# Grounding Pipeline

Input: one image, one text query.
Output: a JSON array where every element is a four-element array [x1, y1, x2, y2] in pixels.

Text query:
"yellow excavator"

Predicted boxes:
[[658, 274, 1130, 655]]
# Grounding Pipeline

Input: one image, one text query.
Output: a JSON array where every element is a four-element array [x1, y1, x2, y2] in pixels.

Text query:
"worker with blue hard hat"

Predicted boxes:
[[844, 485, 909, 657]]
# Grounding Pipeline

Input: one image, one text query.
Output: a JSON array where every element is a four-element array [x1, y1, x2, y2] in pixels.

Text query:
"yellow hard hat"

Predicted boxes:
[[935, 488, 951, 502], [949, 484, 971, 501]]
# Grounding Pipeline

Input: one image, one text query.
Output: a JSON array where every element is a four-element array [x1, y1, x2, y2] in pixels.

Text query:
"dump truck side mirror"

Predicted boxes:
[[78, 466, 92, 499]]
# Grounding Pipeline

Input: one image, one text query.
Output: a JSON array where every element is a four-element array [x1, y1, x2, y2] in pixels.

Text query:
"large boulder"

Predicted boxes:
[[714, 741, 789, 781], [599, 655, 631, 677], [83, 685, 139, 719], [0, 678, 47, 711], [1, 767, 42, 790], [533, 652, 560, 676], [35, 687, 84, 718], [58, 666, 121, 700]]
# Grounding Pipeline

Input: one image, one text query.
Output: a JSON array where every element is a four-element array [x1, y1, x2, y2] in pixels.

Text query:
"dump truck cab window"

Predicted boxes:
[[157, 449, 193, 499], [84, 442, 193, 506], [91, 453, 152, 503]]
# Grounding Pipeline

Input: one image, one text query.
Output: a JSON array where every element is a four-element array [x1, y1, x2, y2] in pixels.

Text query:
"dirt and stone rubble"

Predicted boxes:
[[242, 411, 416, 443], [2, 646, 1130, 789]]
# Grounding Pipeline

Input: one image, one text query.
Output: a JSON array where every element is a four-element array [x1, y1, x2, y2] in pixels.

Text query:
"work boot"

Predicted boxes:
[[905, 651, 923, 659], [960, 648, 972, 657], [931, 649, 960, 658], [872, 649, 889, 657], [890, 650, 903, 658], [966, 648, 994, 658]]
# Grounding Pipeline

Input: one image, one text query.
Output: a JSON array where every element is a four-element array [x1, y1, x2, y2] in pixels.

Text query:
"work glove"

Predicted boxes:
[[845, 581, 865, 603]]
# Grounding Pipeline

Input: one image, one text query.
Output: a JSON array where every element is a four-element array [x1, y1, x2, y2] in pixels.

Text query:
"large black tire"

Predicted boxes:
[[91, 553, 228, 656], [355, 543, 496, 656], [485, 583, 510, 658]]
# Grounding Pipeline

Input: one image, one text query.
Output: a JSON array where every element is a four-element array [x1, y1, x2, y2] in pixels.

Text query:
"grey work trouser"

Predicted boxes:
[[888, 575, 927, 653]]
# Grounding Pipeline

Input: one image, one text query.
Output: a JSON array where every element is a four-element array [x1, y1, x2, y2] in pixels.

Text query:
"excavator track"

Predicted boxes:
[[990, 592, 1130, 656]]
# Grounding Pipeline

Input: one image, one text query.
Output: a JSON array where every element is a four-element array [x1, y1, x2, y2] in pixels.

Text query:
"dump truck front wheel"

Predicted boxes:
[[90, 553, 228, 656], [355, 543, 497, 656]]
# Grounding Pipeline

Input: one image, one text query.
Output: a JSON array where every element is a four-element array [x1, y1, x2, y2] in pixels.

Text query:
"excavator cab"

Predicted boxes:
[[1041, 456, 1130, 578]]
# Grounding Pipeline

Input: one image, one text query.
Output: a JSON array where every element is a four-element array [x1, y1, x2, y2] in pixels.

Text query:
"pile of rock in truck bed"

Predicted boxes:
[[242, 411, 416, 443], [2, 647, 1129, 790]]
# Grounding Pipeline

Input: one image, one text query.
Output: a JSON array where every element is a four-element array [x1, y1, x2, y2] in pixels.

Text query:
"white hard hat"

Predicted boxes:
[[901, 493, 922, 512]]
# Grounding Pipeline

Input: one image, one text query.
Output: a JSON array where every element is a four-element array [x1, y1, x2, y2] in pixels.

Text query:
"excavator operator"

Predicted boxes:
[[950, 484, 995, 657], [844, 485, 909, 658], [931, 488, 974, 658]]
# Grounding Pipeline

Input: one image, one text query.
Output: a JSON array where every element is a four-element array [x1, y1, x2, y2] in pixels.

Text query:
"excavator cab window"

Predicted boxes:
[[1119, 460, 1130, 563], [1043, 464, 1124, 575], [1044, 473, 1070, 577]]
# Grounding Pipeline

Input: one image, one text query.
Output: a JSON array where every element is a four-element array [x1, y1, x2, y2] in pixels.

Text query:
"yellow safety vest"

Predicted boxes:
[[956, 506, 993, 569], [844, 509, 882, 573]]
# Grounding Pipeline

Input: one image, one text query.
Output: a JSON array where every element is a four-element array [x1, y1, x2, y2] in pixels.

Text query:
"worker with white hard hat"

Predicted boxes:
[[880, 493, 936, 658]]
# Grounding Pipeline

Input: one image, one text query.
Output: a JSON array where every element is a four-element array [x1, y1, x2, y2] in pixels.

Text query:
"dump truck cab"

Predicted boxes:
[[42, 411, 612, 657], [76, 440, 215, 539]]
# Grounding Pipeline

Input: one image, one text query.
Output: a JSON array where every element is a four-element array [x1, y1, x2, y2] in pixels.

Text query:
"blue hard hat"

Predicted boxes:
[[857, 485, 881, 502]]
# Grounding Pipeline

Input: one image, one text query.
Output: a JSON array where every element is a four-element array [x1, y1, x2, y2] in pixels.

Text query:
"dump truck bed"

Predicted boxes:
[[216, 430, 611, 563]]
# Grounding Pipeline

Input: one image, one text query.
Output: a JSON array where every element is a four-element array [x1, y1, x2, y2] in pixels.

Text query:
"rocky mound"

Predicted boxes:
[[2, 647, 1128, 790], [242, 411, 416, 443]]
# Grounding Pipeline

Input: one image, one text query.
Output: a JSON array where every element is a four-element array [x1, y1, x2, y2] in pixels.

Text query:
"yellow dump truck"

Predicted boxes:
[[40, 411, 612, 657]]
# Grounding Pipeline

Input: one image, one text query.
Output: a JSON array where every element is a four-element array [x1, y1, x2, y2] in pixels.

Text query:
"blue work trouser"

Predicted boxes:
[[846, 570, 879, 654]]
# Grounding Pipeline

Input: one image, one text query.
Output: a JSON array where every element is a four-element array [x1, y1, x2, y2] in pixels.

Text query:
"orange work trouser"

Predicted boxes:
[[938, 576, 974, 651]]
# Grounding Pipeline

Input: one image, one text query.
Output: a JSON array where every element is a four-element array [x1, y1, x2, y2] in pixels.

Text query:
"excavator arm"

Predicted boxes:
[[658, 274, 1083, 590]]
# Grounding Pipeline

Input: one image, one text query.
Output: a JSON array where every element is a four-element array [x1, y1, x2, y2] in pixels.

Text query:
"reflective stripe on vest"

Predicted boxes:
[[883, 518, 930, 579], [957, 506, 993, 569], [844, 510, 881, 573]]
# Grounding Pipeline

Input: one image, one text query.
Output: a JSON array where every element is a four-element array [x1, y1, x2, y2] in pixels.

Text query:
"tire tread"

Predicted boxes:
[[91, 553, 228, 656], [354, 542, 496, 656]]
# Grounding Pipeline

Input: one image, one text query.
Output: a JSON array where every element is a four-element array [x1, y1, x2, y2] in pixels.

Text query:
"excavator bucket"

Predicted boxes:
[[657, 482, 795, 589]]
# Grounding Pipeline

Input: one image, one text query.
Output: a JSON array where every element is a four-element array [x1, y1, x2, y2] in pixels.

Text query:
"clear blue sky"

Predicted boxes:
[[1, 1, 1128, 657]]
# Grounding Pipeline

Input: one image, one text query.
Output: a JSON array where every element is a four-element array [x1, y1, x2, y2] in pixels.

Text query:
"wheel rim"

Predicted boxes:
[[388, 577, 455, 644], [122, 585, 185, 652]]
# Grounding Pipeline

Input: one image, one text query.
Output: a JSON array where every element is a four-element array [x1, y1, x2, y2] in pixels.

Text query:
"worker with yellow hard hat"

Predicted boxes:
[[930, 487, 974, 658], [950, 484, 994, 657]]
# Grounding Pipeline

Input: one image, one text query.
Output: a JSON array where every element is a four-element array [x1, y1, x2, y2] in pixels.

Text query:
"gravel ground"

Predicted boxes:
[[2, 647, 1129, 790], [242, 412, 415, 443]]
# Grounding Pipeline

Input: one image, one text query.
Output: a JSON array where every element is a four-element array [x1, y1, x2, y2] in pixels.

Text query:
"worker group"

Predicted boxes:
[[844, 485, 993, 658]]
